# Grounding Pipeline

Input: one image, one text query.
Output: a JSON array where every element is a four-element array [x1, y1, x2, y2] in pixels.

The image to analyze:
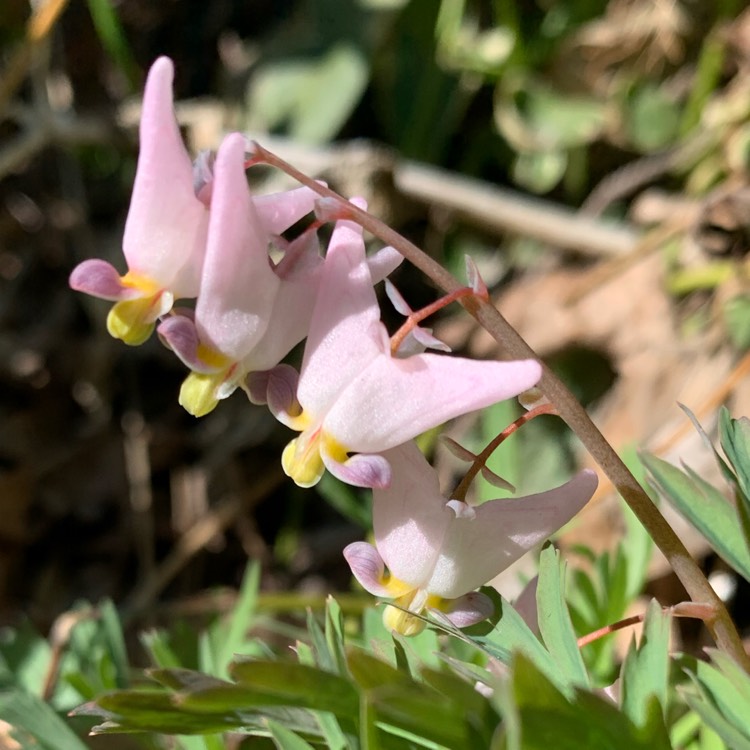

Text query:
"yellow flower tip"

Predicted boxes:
[[107, 301, 155, 345], [382, 604, 426, 637], [282, 436, 325, 488], [179, 372, 220, 417]]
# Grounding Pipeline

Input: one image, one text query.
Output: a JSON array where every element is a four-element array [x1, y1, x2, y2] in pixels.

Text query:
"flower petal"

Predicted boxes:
[[122, 57, 208, 297], [254, 186, 317, 235], [325, 355, 542, 454], [263, 364, 301, 418], [194, 133, 280, 361], [366, 245, 403, 283], [343, 542, 395, 597], [69, 259, 139, 301], [424, 469, 598, 598], [372, 442, 451, 590], [321, 449, 392, 489], [297, 198, 384, 415], [440, 591, 494, 628]]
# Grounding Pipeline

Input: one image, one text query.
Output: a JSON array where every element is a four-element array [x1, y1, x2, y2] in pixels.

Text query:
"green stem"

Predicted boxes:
[[252, 142, 750, 670]]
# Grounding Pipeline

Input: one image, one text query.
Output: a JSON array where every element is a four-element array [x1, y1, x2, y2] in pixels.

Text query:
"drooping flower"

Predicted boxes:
[[157, 172, 400, 416], [274, 216, 542, 489], [344, 440, 597, 635], [69, 57, 210, 345], [156, 132, 320, 416]]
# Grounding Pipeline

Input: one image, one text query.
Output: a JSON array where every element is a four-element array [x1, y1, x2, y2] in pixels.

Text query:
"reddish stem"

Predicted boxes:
[[390, 287, 476, 355], [451, 403, 557, 501]]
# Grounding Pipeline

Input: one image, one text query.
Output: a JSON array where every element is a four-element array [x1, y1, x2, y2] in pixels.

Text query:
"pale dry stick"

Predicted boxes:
[[121, 467, 285, 623], [250, 142, 750, 671]]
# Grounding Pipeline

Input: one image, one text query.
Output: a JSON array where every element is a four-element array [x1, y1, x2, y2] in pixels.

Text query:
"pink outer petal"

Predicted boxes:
[[321, 450, 392, 490], [297, 199, 384, 415], [254, 186, 317, 235], [195, 133, 280, 361], [424, 469, 598, 599], [122, 57, 209, 298], [69, 259, 140, 301], [441, 591, 494, 628], [324, 355, 542, 454], [372, 442, 451, 590], [343, 542, 393, 597]]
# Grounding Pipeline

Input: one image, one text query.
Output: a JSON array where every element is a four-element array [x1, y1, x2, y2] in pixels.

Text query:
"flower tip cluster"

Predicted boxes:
[[70, 56, 597, 636]]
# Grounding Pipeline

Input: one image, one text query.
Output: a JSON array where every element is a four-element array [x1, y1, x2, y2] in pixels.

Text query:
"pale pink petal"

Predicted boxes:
[[480, 464, 515, 492], [321, 450, 392, 489], [384, 279, 412, 316], [69, 259, 140, 301], [297, 199, 384, 414], [424, 469, 598, 598], [343, 542, 393, 597], [325, 355, 542, 454], [122, 57, 208, 297], [194, 133, 279, 361], [372, 442, 451, 590], [441, 591, 494, 628], [367, 246, 403, 283], [254, 186, 317, 235], [273, 229, 323, 281]]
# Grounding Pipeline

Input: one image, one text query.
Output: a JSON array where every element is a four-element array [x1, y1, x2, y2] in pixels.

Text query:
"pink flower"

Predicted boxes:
[[69, 57, 209, 345], [156, 132, 323, 416], [274, 215, 542, 489], [344, 441, 597, 634]]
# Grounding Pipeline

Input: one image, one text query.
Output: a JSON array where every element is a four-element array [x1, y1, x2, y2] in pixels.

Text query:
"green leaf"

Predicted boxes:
[[248, 44, 369, 144], [719, 407, 750, 503], [641, 452, 750, 580], [223, 660, 359, 718], [724, 295, 750, 351], [620, 600, 670, 732], [537, 546, 589, 689], [477, 595, 568, 695], [267, 719, 317, 750], [512, 654, 670, 750], [512, 149, 567, 193], [84, 0, 139, 89], [0, 688, 89, 750], [98, 599, 129, 689], [325, 597, 348, 676], [626, 84, 680, 152]]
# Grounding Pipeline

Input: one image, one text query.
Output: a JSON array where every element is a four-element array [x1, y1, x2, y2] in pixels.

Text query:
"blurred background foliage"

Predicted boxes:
[[3, 0, 750, 746]]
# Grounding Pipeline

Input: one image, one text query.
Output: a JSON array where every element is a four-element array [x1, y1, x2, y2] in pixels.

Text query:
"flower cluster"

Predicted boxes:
[[70, 57, 597, 635]]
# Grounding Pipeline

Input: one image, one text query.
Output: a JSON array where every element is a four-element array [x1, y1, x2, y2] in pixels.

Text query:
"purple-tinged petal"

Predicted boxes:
[[157, 315, 220, 374], [194, 133, 280, 361], [480, 464, 515, 492], [343, 542, 394, 597], [254, 186, 317, 235], [264, 364, 301, 419], [69, 259, 140, 301], [322, 449, 392, 490], [373, 442, 451, 590], [245, 369, 271, 405], [192, 149, 215, 204], [367, 246, 403, 284], [122, 57, 208, 297], [297, 198, 384, 414], [441, 436, 477, 463], [440, 591, 494, 628], [325, 355, 542, 454], [425, 469, 598, 598]]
